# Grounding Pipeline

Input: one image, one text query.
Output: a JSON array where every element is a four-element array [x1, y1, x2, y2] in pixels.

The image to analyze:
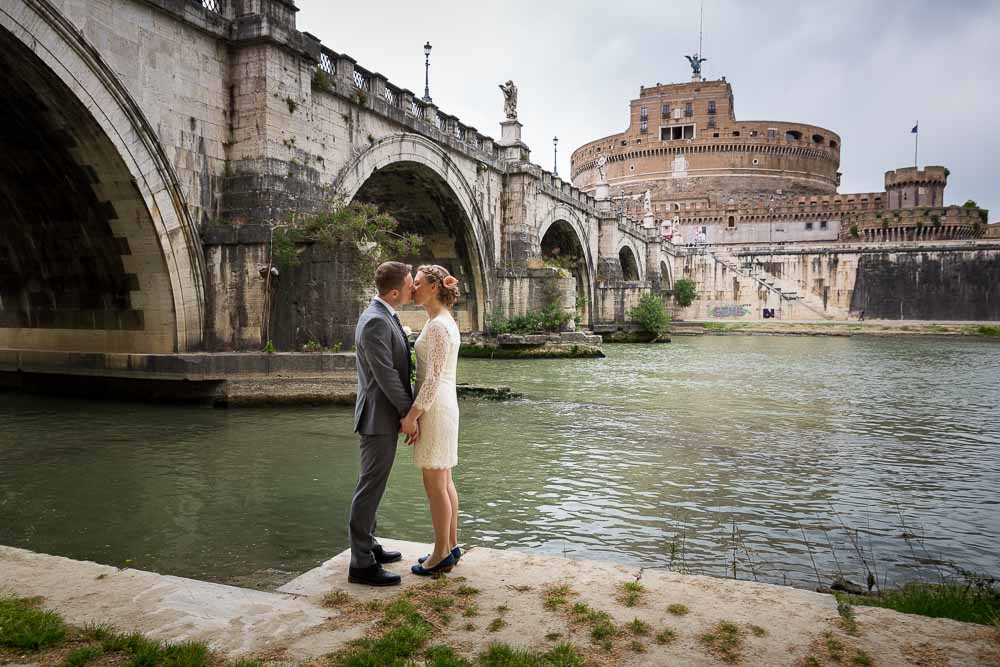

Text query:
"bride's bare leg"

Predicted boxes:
[[446, 468, 458, 549], [422, 468, 453, 566]]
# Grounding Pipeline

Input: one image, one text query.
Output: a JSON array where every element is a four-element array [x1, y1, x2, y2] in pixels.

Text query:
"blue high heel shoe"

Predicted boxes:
[[411, 552, 456, 576], [418, 546, 461, 565]]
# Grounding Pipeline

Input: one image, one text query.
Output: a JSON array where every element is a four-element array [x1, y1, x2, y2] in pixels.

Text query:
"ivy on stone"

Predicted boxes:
[[270, 197, 422, 286]]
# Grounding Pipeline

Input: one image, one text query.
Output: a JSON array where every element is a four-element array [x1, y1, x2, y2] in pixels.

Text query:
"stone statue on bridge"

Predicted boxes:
[[596, 154, 608, 183], [644, 190, 652, 213], [499, 80, 518, 120]]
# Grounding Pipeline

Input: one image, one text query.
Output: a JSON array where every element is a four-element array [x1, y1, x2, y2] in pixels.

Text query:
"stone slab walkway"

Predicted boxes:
[[3, 541, 998, 665]]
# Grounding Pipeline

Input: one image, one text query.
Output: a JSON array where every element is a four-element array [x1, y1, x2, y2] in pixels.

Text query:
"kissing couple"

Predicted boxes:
[[347, 261, 463, 586]]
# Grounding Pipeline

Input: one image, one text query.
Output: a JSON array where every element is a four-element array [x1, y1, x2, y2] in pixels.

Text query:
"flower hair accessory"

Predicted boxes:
[[443, 276, 459, 289]]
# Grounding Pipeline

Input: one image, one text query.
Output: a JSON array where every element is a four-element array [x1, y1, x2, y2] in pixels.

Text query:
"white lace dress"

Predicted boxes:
[[412, 312, 461, 469]]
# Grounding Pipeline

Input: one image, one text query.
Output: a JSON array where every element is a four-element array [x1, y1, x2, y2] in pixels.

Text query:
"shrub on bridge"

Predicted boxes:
[[486, 304, 571, 335], [673, 279, 697, 307], [628, 293, 670, 335], [270, 198, 422, 285]]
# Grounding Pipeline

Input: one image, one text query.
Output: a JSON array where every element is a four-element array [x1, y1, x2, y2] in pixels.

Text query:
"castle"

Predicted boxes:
[[570, 60, 988, 246]]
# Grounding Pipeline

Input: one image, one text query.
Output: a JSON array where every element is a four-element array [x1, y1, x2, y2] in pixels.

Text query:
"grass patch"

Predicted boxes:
[[853, 650, 873, 665], [544, 632, 562, 641], [838, 580, 1000, 625], [462, 604, 480, 618], [543, 584, 574, 611], [496, 604, 511, 614], [824, 631, 845, 662], [628, 639, 646, 653], [626, 618, 651, 636], [619, 581, 645, 608], [425, 644, 472, 667], [332, 599, 432, 667], [977, 325, 1000, 337], [321, 590, 353, 608], [487, 618, 506, 632], [478, 641, 583, 666], [62, 645, 105, 667], [837, 599, 860, 635], [655, 627, 678, 645], [749, 624, 767, 637], [430, 596, 455, 612], [456, 585, 480, 597], [463, 622, 476, 632], [667, 603, 689, 616], [0, 595, 67, 649], [699, 620, 744, 664]]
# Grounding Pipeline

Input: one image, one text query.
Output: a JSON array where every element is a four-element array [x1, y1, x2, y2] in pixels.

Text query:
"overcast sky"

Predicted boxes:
[[297, 1, 999, 218]]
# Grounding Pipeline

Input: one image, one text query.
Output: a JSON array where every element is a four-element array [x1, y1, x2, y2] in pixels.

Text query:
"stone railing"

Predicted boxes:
[[315, 45, 502, 164]]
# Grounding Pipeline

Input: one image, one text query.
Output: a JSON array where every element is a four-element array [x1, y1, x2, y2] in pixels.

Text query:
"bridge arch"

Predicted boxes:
[[659, 259, 674, 290], [0, 0, 206, 353], [336, 133, 493, 331], [617, 242, 643, 281], [538, 207, 596, 327]]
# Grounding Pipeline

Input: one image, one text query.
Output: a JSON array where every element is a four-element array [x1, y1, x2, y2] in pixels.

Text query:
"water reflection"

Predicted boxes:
[[1, 336, 998, 588]]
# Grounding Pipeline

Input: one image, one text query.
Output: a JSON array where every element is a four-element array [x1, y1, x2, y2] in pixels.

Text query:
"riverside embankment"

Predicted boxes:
[[2, 542, 997, 666]]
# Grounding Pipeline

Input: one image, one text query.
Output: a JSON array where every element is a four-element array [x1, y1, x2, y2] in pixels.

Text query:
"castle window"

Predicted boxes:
[[812, 134, 824, 144], [830, 140, 838, 149], [733, 131, 740, 137], [708, 101, 716, 114], [768, 128, 777, 139], [660, 124, 695, 141], [805, 222, 814, 230], [684, 102, 693, 117], [727, 215, 736, 228], [673, 107, 683, 120], [662, 104, 670, 117], [707, 117, 716, 129], [640, 120, 648, 133], [785, 130, 802, 142], [640, 107, 648, 120], [712, 132, 720, 138], [820, 220, 828, 229]]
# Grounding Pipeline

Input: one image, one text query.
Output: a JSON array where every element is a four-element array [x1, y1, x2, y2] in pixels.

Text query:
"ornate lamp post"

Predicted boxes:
[[422, 41, 433, 103], [552, 136, 559, 176]]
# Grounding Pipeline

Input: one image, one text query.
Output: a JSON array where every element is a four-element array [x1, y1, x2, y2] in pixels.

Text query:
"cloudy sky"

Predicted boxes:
[[297, 1, 999, 218]]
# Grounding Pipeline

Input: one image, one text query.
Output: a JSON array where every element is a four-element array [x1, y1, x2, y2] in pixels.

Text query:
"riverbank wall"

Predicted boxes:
[[2, 542, 995, 665], [672, 241, 1000, 322]]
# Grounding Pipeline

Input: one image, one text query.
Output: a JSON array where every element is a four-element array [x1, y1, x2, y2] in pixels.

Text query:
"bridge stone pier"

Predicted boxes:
[[0, 0, 668, 359]]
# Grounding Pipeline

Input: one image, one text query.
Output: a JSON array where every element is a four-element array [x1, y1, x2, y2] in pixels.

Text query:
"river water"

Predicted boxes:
[[2, 336, 998, 590]]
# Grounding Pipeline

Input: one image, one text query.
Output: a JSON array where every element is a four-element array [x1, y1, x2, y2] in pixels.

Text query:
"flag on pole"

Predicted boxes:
[[911, 123, 918, 133]]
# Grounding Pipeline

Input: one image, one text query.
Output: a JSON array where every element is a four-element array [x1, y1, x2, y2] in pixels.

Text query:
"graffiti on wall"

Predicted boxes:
[[709, 304, 751, 318]]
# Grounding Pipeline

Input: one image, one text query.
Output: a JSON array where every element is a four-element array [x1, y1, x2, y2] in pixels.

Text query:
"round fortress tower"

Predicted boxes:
[[570, 76, 841, 212]]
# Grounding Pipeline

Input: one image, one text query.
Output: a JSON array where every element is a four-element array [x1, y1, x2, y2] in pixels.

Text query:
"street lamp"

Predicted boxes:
[[422, 41, 433, 103], [552, 136, 559, 176]]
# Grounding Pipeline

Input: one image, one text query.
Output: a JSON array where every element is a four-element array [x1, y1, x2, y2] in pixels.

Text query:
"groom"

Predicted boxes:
[[348, 261, 418, 586]]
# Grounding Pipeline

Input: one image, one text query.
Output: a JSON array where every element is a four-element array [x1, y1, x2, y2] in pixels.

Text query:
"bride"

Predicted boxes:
[[400, 264, 463, 575]]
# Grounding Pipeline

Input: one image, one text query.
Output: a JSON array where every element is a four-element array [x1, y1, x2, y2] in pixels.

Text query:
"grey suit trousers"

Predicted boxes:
[[348, 433, 398, 568]]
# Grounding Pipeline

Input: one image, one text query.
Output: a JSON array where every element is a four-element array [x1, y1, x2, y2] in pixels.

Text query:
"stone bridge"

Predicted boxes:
[[0, 0, 669, 354]]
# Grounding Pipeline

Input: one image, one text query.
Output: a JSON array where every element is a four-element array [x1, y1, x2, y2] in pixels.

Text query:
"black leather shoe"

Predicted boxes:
[[373, 544, 402, 564], [348, 563, 401, 587]]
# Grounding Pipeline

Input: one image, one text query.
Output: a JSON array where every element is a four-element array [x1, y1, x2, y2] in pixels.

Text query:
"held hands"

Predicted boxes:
[[400, 414, 420, 446]]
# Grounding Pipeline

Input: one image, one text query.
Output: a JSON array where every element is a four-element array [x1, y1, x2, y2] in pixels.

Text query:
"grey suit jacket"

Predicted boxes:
[[353, 299, 413, 435]]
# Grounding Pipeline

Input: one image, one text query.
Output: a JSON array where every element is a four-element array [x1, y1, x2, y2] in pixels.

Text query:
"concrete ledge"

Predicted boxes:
[[0, 349, 355, 381]]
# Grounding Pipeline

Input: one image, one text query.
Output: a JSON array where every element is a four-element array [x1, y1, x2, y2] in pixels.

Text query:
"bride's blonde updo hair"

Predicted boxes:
[[418, 264, 460, 307]]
